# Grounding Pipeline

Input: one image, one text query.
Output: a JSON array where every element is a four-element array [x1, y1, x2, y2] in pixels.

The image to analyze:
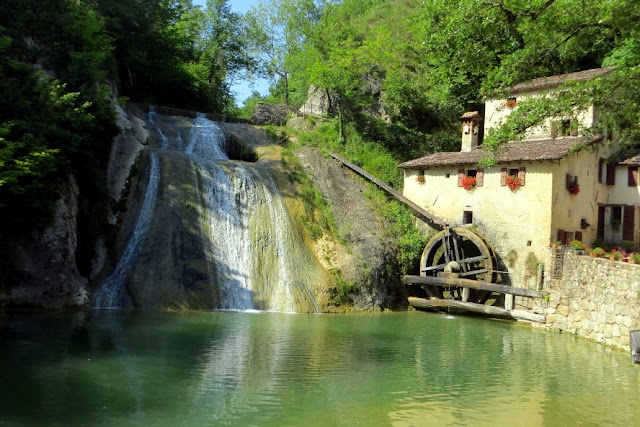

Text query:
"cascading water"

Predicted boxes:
[[94, 153, 160, 308], [94, 110, 321, 312]]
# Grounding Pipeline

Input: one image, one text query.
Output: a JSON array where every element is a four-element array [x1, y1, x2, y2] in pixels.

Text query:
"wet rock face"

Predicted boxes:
[[8, 176, 89, 308], [295, 148, 406, 310]]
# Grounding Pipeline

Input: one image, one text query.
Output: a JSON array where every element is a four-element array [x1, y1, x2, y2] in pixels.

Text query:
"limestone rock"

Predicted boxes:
[[252, 103, 289, 126], [298, 86, 331, 117], [9, 176, 89, 308], [295, 147, 406, 310]]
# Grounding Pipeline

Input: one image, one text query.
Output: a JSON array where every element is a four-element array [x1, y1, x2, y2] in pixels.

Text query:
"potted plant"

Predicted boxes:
[[629, 254, 640, 264], [461, 176, 477, 191], [589, 247, 605, 258], [416, 174, 425, 184], [569, 240, 586, 251], [506, 175, 522, 191], [551, 241, 562, 248], [568, 180, 580, 195], [608, 249, 622, 261]]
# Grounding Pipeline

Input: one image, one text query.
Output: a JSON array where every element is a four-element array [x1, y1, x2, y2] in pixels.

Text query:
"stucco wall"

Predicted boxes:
[[485, 90, 595, 141], [404, 163, 554, 288], [608, 166, 640, 205], [550, 145, 611, 245], [535, 250, 640, 350]]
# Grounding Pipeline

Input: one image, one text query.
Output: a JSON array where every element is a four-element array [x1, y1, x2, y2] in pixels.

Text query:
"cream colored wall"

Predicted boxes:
[[485, 90, 595, 141], [549, 146, 609, 246], [608, 166, 640, 206], [404, 164, 554, 288], [602, 166, 640, 242]]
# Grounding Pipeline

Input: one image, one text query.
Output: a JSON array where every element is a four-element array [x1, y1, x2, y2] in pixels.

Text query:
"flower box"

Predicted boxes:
[[461, 176, 477, 191]]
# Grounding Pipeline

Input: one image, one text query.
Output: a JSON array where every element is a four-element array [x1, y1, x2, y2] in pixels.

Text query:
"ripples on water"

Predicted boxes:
[[1, 311, 639, 426]]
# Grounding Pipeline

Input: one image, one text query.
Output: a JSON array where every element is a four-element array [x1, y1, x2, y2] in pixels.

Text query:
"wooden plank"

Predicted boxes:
[[423, 263, 447, 272], [458, 268, 488, 277], [505, 294, 514, 311], [458, 255, 488, 264], [404, 275, 546, 298], [328, 151, 447, 229], [421, 255, 487, 273], [408, 297, 546, 323]]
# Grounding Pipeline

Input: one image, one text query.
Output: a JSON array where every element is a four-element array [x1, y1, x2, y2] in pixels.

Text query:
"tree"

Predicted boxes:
[[245, 0, 317, 106]]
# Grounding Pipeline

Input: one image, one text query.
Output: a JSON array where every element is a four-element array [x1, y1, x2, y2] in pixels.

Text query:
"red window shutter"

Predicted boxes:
[[500, 168, 507, 186], [623, 206, 635, 241], [598, 158, 604, 183], [518, 167, 526, 186], [457, 169, 464, 187], [606, 163, 616, 185], [628, 167, 638, 187], [597, 206, 605, 239], [476, 169, 484, 187], [557, 229, 566, 244], [575, 231, 583, 242]]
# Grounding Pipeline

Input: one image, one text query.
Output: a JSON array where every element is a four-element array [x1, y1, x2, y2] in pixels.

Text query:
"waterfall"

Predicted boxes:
[[95, 111, 320, 312], [94, 153, 160, 308]]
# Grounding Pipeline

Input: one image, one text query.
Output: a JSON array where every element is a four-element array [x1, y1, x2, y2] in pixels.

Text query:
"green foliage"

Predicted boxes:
[[328, 270, 356, 306], [525, 252, 540, 277], [0, 2, 117, 234], [364, 186, 428, 275], [280, 143, 339, 242]]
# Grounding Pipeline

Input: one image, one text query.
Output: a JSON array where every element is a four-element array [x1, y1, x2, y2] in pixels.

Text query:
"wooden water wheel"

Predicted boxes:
[[420, 227, 495, 304]]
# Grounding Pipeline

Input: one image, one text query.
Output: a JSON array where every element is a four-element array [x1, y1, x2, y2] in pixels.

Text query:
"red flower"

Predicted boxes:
[[568, 180, 580, 195], [462, 176, 477, 191], [506, 175, 522, 191]]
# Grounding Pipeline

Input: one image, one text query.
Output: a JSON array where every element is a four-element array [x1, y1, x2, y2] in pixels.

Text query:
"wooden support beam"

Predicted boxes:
[[328, 151, 447, 229], [404, 275, 546, 298], [422, 255, 488, 273], [408, 297, 546, 323], [505, 294, 514, 311], [459, 268, 489, 277]]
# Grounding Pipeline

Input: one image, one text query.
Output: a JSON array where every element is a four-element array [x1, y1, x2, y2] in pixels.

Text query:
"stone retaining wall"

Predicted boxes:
[[535, 250, 640, 349]]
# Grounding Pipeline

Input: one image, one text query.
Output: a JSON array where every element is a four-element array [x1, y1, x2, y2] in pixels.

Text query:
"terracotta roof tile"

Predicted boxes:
[[398, 136, 603, 169], [460, 111, 481, 120], [619, 150, 640, 166], [506, 67, 615, 95]]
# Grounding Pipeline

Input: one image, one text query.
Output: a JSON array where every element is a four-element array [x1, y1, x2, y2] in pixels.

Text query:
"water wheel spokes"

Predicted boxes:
[[420, 227, 495, 304]]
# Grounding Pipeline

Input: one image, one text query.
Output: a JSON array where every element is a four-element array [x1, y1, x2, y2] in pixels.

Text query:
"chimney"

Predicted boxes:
[[460, 111, 482, 152]]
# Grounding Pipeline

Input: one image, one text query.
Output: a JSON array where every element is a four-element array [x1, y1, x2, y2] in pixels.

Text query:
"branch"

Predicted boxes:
[[527, 0, 557, 20]]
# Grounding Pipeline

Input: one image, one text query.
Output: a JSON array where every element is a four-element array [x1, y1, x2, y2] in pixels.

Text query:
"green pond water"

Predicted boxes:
[[1, 310, 639, 426]]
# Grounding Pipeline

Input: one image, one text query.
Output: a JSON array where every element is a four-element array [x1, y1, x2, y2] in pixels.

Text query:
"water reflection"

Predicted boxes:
[[1, 311, 639, 426]]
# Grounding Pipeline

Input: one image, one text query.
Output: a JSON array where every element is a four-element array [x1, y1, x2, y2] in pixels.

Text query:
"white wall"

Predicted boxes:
[[485, 90, 595, 141], [550, 145, 609, 246], [404, 163, 554, 288]]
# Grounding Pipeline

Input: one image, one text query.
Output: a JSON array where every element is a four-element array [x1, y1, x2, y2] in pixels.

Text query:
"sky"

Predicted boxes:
[[193, 0, 271, 105]]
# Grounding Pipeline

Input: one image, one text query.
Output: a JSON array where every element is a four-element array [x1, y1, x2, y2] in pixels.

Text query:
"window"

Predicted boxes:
[[606, 163, 616, 185], [628, 166, 638, 187], [463, 211, 473, 225], [457, 168, 484, 187], [598, 158, 604, 183], [505, 96, 517, 108], [551, 118, 578, 138], [500, 167, 526, 187]]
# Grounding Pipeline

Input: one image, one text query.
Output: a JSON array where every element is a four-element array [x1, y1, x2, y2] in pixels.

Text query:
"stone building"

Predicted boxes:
[[398, 67, 638, 288]]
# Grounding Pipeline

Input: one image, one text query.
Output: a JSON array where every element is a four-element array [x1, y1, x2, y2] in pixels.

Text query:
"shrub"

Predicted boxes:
[[569, 240, 586, 250]]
